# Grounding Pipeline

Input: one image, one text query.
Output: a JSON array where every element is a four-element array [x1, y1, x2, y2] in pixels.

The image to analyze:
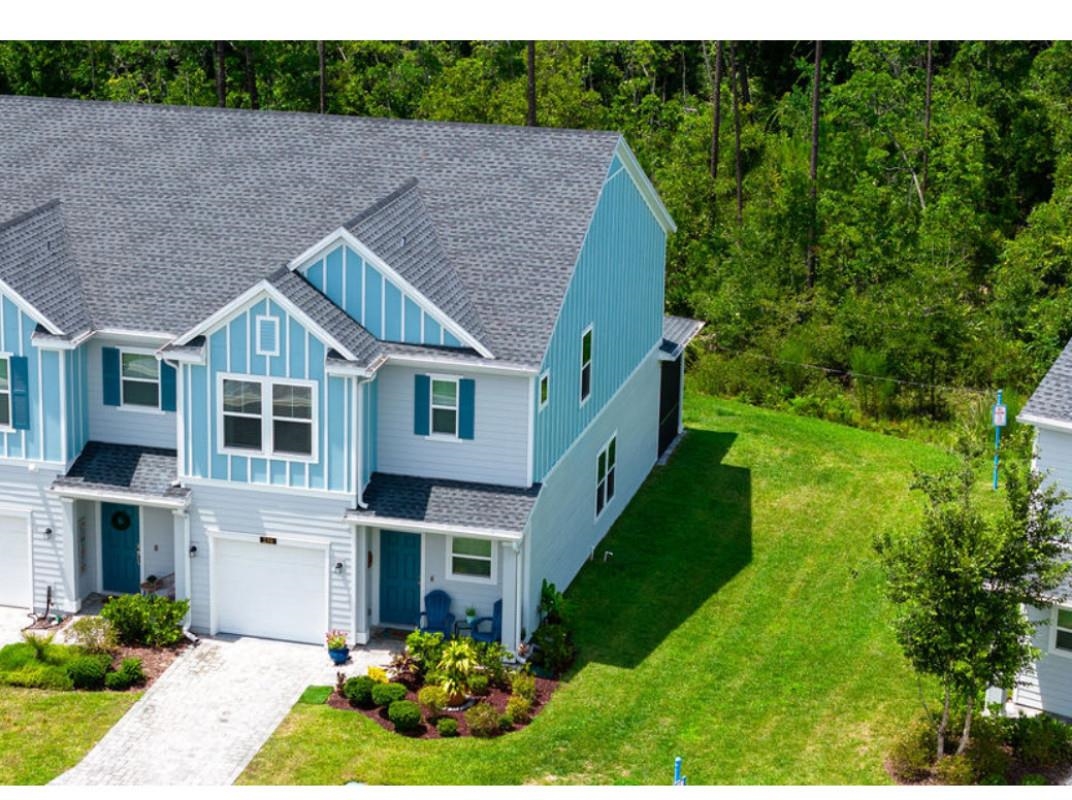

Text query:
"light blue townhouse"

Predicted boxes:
[[0, 95, 701, 648]]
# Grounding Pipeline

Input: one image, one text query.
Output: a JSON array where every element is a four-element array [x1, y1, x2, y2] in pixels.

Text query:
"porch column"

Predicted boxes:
[[500, 540, 520, 651], [172, 509, 191, 627], [59, 497, 79, 613], [353, 525, 369, 644]]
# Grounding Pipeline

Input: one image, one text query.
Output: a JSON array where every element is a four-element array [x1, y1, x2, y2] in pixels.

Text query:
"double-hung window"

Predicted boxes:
[[539, 371, 550, 411], [221, 376, 315, 458], [1055, 608, 1072, 655], [448, 536, 494, 582], [580, 326, 593, 404], [596, 434, 617, 518], [272, 383, 313, 455], [0, 357, 10, 427], [431, 377, 459, 437], [121, 351, 160, 408], [222, 379, 263, 451]]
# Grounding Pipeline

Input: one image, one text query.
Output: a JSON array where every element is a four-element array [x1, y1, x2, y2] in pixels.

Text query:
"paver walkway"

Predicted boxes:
[[51, 635, 396, 785]]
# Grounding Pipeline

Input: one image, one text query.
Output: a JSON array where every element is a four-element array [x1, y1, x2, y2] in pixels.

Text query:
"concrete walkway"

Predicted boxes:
[[0, 606, 33, 647], [52, 635, 397, 786]]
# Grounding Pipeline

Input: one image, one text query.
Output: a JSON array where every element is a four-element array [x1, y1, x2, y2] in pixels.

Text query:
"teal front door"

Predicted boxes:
[[101, 502, 140, 594], [380, 530, 420, 626]]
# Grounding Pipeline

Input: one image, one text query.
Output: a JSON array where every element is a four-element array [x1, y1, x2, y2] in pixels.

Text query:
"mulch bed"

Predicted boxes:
[[107, 642, 187, 691], [326, 675, 559, 739]]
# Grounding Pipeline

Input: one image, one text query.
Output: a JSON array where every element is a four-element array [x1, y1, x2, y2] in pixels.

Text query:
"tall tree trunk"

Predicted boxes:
[[937, 684, 950, 760], [738, 46, 752, 108], [215, 40, 227, 108], [728, 42, 744, 226], [805, 40, 822, 290], [956, 695, 975, 755], [318, 41, 326, 114], [526, 41, 537, 127], [922, 40, 933, 200], [701, 41, 724, 181], [244, 45, 259, 110]]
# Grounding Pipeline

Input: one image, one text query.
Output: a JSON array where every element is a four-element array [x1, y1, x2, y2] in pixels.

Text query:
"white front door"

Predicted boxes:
[[0, 514, 31, 608], [214, 537, 327, 645]]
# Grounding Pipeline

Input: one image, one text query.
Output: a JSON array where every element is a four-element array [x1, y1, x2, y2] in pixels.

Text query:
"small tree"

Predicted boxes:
[[875, 451, 1072, 760]]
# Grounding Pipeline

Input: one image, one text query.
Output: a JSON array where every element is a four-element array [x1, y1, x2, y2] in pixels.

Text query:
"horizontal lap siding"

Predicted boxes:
[[375, 364, 529, 487], [86, 338, 177, 450], [182, 296, 354, 495], [1017, 604, 1072, 717], [187, 484, 354, 634], [142, 506, 174, 580], [0, 464, 72, 611], [533, 155, 666, 480]]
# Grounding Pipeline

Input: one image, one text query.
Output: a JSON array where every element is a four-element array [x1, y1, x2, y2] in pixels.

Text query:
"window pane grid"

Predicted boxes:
[[223, 378, 314, 457], [595, 435, 617, 517], [450, 537, 493, 579], [0, 357, 9, 426]]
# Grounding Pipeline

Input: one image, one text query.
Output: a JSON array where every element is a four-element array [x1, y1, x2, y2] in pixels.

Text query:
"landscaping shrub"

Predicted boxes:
[[505, 694, 531, 725], [371, 681, 407, 708], [118, 657, 146, 686], [66, 654, 109, 690], [104, 670, 133, 691], [437, 639, 477, 704], [66, 617, 118, 654], [509, 671, 537, 704], [100, 594, 189, 647], [933, 754, 974, 785], [464, 701, 502, 738], [1009, 714, 1072, 770], [404, 630, 445, 676], [1021, 773, 1048, 786], [418, 684, 448, 719], [436, 717, 459, 737], [2, 663, 74, 690], [473, 641, 510, 688], [387, 650, 421, 688], [468, 673, 489, 696], [888, 717, 936, 783], [0, 641, 75, 690], [529, 623, 576, 677], [388, 699, 422, 732], [343, 676, 376, 708], [21, 632, 53, 660], [367, 666, 389, 684], [966, 716, 1011, 784]]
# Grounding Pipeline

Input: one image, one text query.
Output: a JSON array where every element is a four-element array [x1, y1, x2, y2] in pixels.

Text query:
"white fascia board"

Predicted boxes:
[[385, 352, 538, 377], [156, 348, 206, 365], [94, 329, 176, 342], [1017, 412, 1072, 433], [288, 227, 495, 360], [325, 360, 375, 379], [30, 332, 77, 351], [613, 138, 676, 234], [170, 280, 362, 363], [342, 513, 523, 542], [50, 485, 190, 510], [0, 276, 64, 335]]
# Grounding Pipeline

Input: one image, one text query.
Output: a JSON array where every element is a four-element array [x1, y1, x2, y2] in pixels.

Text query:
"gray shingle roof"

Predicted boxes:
[[0, 95, 624, 366], [0, 199, 92, 336], [348, 472, 542, 534], [660, 315, 705, 359], [1022, 338, 1072, 424], [52, 441, 190, 505]]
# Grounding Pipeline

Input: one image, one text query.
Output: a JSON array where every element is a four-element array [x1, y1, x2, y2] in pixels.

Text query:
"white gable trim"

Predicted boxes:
[[288, 228, 494, 360], [613, 138, 677, 234], [1018, 412, 1072, 434], [171, 280, 371, 373], [0, 276, 63, 335]]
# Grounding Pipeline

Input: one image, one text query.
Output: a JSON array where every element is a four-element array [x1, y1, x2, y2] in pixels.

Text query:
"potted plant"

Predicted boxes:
[[464, 606, 477, 625], [326, 630, 350, 665]]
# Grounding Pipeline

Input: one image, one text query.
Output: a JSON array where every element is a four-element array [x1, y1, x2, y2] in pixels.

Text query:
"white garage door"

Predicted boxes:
[[0, 514, 30, 609], [215, 537, 327, 645]]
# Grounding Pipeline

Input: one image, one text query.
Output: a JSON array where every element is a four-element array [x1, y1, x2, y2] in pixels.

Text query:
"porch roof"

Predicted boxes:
[[660, 315, 705, 361], [346, 472, 541, 538], [52, 441, 190, 508]]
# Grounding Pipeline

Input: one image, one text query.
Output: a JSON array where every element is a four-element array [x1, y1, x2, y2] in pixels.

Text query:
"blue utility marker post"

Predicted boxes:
[[992, 390, 1007, 490], [673, 756, 687, 786]]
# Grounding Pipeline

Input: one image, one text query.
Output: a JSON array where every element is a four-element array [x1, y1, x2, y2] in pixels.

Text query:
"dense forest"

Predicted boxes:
[[3, 40, 1070, 441]]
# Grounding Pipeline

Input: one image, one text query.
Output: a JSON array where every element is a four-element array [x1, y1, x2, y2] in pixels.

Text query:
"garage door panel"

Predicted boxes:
[[0, 514, 30, 609], [215, 538, 326, 644]]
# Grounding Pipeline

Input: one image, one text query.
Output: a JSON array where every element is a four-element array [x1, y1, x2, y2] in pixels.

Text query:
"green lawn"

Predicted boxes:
[[0, 685, 138, 784], [240, 393, 957, 785]]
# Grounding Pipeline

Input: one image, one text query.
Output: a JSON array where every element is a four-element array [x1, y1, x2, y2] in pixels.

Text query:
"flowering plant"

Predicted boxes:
[[326, 630, 348, 650]]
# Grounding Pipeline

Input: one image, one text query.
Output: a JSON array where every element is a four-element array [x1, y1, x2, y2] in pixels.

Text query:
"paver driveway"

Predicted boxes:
[[51, 635, 395, 786]]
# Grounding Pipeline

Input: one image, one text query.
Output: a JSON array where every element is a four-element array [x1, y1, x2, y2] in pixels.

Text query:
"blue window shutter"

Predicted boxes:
[[10, 356, 29, 430], [102, 346, 121, 406], [413, 374, 430, 436], [459, 378, 475, 440], [160, 362, 176, 412]]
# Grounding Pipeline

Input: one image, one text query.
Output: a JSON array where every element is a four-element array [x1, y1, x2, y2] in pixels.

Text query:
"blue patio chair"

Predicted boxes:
[[418, 589, 455, 638], [471, 598, 502, 644]]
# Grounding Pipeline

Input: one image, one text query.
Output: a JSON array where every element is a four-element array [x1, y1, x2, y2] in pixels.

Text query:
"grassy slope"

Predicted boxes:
[[240, 394, 955, 785], [0, 686, 138, 784]]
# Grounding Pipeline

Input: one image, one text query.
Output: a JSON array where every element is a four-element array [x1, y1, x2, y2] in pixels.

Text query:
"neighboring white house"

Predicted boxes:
[[0, 96, 702, 649]]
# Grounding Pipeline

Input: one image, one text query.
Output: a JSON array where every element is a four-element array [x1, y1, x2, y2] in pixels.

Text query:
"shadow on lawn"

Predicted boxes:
[[568, 429, 751, 671]]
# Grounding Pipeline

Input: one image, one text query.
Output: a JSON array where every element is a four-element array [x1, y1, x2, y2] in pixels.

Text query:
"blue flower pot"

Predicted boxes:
[[328, 647, 350, 665]]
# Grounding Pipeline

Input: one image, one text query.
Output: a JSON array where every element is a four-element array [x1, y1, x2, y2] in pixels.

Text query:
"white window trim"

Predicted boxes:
[[538, 370, 551, 412], [216, 372, 319, 463], [118, 346, 163, 413], [580, 324, 593, 407], [445, 535, 497, 584], [1050, 605, 1072, 659], [255, 315, 280, 358], [0, 351, 13, 433], [427, 373, 460, 441], [594, 431, 618, 521]]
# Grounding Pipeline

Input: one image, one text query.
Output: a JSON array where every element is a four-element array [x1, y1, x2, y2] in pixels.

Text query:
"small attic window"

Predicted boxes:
[[256, 316, 280, 358]]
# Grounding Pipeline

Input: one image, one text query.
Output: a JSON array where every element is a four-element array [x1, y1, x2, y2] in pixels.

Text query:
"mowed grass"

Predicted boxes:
[[240, 393, 956, 785], [0, 685, 138, 784]]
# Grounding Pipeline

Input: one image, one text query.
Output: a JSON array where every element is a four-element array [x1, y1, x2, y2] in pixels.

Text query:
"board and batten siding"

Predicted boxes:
[[533, 154, 666, 481], [361, 378, 378, 489], [64, 346, 90, 464], [524, 348, 659, 637], [186, 484, 355, 634], [299, 243, 463, 348], [1015, 604, 1072, 718], [182, 295, 356, 495], [85, 337, 176, 451], [375, 364, 529, 487]]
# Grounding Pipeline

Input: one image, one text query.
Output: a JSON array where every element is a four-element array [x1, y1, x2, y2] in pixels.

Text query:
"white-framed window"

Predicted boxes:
[[539, 371, 550, 411], [580, 325, 593, 404], [595, 433, 617, 519], [255, 315, 280, 357], [219, 373, 317, 460], [120, 349, 160, 409], [0, 355, 10, 428], [1053, 607, 1072, 656], [430, 376, 459, 437], [447, 536, 496, 583]]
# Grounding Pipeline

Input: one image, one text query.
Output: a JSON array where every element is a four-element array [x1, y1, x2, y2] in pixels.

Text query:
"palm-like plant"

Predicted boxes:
[[437, 639, 478, 706]]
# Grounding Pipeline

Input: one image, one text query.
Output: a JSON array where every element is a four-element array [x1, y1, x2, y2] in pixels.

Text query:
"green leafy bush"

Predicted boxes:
[[2, 662, 74, 690], [404, 630, 445, 676], [66, 654, 109, 690], [418, 684, 448, 719], [343, 675, 376, 708], [371, 681, 407, 708], [464, 701, 502, 738], [530, 623, 575, 677], [388, 699, 422, 732], [21, 632, 53, 660], [966, 716, 1011, 784], [0, 641, 76, 690], [437, 639, 478, 704], [473, 641, 511, 688], [1009, 713, 1072, 770], [100, 594, 189, 647], [67, 617, 118, 654], [509, 671, 537, 703], [933, 753, 974, 785], [505, 694, 531, 724], [119, 657, 146, 685], [888, 717, 936, 782], [1020, 773, 1048, 786], [468, 673, 489, 696], [436, 717, 459, 737], [104, 670, 133, 691]]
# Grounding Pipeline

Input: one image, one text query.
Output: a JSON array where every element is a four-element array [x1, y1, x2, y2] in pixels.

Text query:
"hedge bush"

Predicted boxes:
[[888, 718, 936, 783], [388, 700, 422, 732], [418, 684, 448, 719], [468, 673, 489, 696], [343, 675, 375, 708], [371, 681, 407, 707], [100, 594, 189, 647], [67, 617, 118, 654], [509, 671, 537, 703], [66, 654, 109, 690], [464, 701, 502, 738], [436, 717, 459, 737], [505, 694, 531, 725], [933, 754, 974, 785]]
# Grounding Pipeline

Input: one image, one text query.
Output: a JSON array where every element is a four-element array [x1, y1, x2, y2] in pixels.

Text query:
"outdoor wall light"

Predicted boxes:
[[334, 561, 345, 574], [189, 545, 198, 557], [42, 527, 53, 538]]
